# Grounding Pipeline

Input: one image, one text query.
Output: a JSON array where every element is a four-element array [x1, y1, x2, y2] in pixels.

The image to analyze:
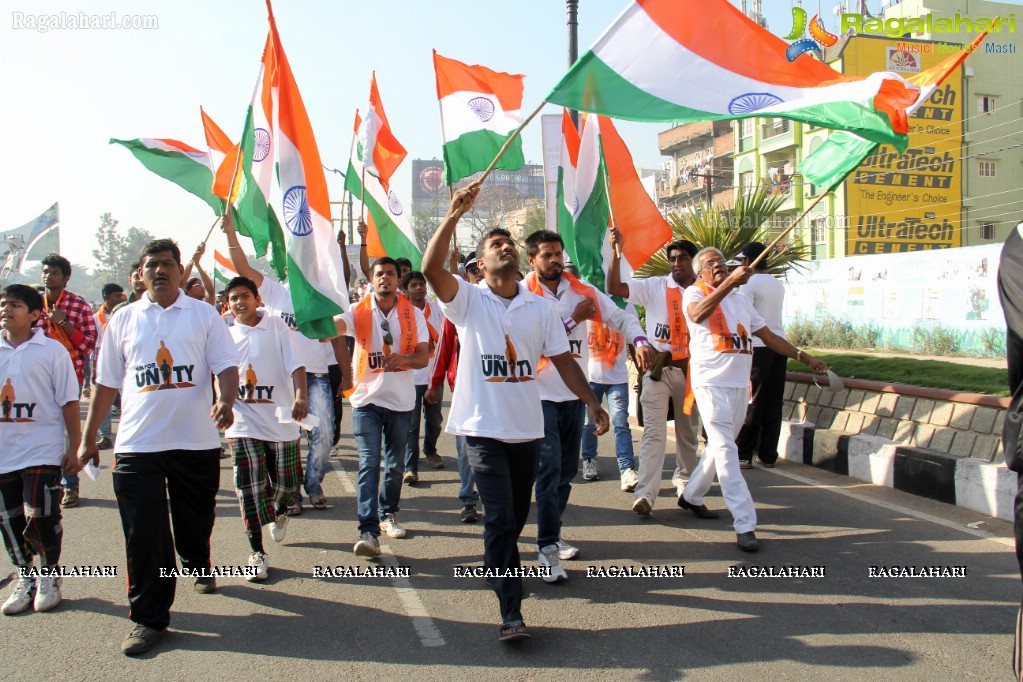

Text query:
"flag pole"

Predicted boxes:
[[601, 162, 622, 259], [747, 191, 828, 270], [477, 100, 546, 185]]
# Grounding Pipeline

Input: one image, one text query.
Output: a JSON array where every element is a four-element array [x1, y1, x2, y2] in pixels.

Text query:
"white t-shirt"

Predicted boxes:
[[526, 273, 645, 402], [258, 278, 332, 375], [338, 296, 428, 412], [682, 283, 765, 388], [226, 312, 302, 442], [739, 272, 786, 348], [587, 303, 639, 385], [0, 329, 78, 473], [96, 291, 239, 452], [439, 277, 570, 441], [413, 299, 444, 386], [626, 275, 689, 356]]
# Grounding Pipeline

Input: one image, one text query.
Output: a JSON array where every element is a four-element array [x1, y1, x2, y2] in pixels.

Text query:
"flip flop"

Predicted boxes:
[[498, 622, 530, 642], [309, 495, 328, 509]]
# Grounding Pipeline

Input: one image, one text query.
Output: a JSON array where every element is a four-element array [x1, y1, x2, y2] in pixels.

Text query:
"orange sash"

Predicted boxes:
[[692, 280, 736, 352], [348, 295, 418, 394], [43, 291, 77, 360], [422, 302, 440, 356], [665, 284, 689, 361], [527, 271, 617, 370], [96, 306, 110, 330]]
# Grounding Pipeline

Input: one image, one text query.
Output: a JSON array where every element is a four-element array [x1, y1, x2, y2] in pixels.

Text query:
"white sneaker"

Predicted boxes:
[[671, 469, 687, 497], [380, 513, 406, 539], [620, 468, 639, 492], [556, 540, 579, 561], [581, 459, 600, 481], [354, 532, 381, 557], [538, 544, 568, 583], [270, 515, 288, 543], [246, 552, 269, 582], [2, 576, 35, 615], [33, 574, 62, 612]]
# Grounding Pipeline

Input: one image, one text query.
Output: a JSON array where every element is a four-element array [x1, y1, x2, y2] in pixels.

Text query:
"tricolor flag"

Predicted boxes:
[[433, 51, 525, 185], [213, 249, 239, 285], [200, 108, 241, 201], [356, 73, 406, 192], [263, 1, 349, 337], [345, 110, 422, 269], [547, 0, 941, 150], [110, 138, 223, 213], [555, 111, 672, 296]]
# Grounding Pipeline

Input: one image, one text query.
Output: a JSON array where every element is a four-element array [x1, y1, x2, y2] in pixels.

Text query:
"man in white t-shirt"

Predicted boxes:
[[734, 241, 789, 469], [680, 247, 826, 553], [523, 231, 651, 581], [334, 257, 429, 557], [222, 212, 352, 514], [401, 271, 445, 483], [607, 228, 702, 517], [80, 239, 239, 656], [422, 186, 609, 643], [224, 276, 307, 583]]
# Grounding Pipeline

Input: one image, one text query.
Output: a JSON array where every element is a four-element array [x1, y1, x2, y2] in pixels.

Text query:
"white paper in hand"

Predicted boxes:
[[83, 461, 102, 481], [275, 406, 320, 431]]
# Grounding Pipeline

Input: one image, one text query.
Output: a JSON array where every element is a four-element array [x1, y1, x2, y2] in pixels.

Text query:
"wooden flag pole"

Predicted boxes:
[[477, 100, 546, 185], [747, 191, 828, 270], [185, 215, 224, 269], [601, 166, 622, 259]]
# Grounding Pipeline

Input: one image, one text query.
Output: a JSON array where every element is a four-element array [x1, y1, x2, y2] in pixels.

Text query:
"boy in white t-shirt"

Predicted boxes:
[[224, 277, 307, 582], [0, 284, 81, 615]]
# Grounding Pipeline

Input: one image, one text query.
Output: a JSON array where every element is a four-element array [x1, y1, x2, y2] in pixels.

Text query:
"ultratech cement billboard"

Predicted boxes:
[[840, 36, 962, 255]]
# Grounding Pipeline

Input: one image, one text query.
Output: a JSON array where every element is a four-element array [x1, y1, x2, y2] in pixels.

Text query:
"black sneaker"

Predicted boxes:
[[121, 623, 165, 656], [460, 505, 481, 523]]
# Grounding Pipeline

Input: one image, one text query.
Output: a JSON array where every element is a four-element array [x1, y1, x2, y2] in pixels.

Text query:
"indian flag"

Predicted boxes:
[[200, 107, 241, 201], [433, 50, 525, 185], [110, 138, 223, 213], [357, 73, 406, 192], [213, 249, 239, 285], [345, 110, 422, 269], [231, 43, 288, 281], [547, 0, 937, 150], [555, 111, 671, 296], [264, 1, 349, 337]]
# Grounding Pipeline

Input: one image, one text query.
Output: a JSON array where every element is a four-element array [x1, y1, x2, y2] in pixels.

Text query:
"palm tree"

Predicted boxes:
[[637, 184, 810, 278]]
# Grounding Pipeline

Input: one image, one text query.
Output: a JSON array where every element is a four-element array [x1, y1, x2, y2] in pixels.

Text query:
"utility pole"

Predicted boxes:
[[567, 0, 579, 129], [693, 172, 727, 206]]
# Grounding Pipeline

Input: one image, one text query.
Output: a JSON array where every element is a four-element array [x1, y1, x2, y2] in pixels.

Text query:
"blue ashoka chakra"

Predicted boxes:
[[253, 128, 271, 162], [572, 196, 580, 215], [387, 191, 403, 216], [468, 96, 496, 122], [282, 186, 312, 237], [185, 151, 206, 159], [728, 92, 785, 115]]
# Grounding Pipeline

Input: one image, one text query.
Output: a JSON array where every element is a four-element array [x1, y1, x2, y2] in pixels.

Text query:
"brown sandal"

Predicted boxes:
[[498, 622, 530, 642]]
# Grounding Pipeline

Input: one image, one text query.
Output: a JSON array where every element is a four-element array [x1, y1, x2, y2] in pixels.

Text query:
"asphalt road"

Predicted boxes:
[[0, 402, 1018, 681]]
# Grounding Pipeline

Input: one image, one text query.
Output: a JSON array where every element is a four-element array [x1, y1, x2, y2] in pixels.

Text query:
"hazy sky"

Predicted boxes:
[[2, 0, 1018, 275]]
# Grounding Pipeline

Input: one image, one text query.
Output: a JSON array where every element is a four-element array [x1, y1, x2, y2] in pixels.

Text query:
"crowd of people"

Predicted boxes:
[[0, 186, 828, 652]]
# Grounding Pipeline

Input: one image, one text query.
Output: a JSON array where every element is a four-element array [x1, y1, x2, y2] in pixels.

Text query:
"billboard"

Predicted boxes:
[[1, 202, 60, 274], [841, 37, 963, 255]]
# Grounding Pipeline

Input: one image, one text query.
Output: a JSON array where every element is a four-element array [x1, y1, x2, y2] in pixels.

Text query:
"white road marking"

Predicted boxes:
[[331, 461, 446, 647], [767, 466, 1015, 548]]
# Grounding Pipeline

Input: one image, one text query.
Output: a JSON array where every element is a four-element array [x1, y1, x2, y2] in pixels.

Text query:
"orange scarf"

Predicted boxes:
[[422, 302, 440, 356], [692, 280, 737, 352], [43, 291, 77, 359], [527, 271, 617, 369], [348, 294, 418, 395], [665, 284, 689, 361], [96, 306, 110, 330]]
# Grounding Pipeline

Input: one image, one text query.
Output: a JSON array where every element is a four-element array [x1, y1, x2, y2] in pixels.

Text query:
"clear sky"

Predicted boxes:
[[1, 0, 1019, 275]]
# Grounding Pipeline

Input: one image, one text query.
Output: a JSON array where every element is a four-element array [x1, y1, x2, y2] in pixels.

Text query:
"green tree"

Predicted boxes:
[[91, 213, 155, 285], [637, 184, 809, 278]]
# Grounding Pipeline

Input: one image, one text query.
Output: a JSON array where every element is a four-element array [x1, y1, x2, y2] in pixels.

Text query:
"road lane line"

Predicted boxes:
[[768, 466, 1015, 548], [331, 462, 447, 647]]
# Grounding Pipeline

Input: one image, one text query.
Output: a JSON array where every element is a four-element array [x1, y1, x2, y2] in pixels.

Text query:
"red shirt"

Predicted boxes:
[[36, 288, 97, 384]]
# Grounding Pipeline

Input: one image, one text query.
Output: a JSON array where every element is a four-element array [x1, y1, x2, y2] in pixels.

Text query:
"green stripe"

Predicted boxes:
[[800, 131, 879, 192], [213, 269, 230, 285], [110, 138, 223, 214], [546, 53, 909, 150], [234, 107, 288, 281], [345, 161, 422, 269], [442, 129, 525, 186], [286, 251, 343, 339]]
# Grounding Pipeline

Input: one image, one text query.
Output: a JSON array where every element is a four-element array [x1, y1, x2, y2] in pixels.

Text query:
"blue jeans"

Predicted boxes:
[[300, 374, 334, 501], [581, 382, 634, 473], [456, 434, 478, 506], [534, 399, 585, 550], [352, 404, 413, 536], [404, 384, 443, 474]]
